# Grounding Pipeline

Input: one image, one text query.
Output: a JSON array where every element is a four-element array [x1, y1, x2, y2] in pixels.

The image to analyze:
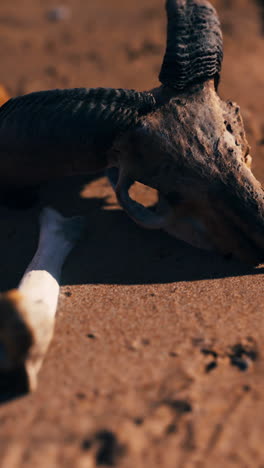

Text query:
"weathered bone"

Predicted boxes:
[[0, 207, 85, 391], [0, 1, 263, 264], [108, 167, 213, 250]]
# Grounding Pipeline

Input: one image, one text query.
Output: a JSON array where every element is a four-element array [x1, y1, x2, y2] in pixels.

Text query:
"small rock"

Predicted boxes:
[[128, 340, 141, 351], [47, 6, 71, 22], [86, 333, 96, 340], [141, 338, 150, 346]]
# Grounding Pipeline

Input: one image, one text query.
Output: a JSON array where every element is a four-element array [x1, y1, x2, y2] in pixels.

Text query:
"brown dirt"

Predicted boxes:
[[0, 0, 264, 467]]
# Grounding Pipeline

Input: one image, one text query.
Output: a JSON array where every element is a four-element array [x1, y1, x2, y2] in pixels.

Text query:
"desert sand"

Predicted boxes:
[[0, 0, 264, 466]]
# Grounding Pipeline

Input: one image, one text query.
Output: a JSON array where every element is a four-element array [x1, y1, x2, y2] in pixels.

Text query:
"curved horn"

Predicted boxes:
[[159, 0, 223, 91], [0, 88, 157, 171], [108, 168, 166, 230]]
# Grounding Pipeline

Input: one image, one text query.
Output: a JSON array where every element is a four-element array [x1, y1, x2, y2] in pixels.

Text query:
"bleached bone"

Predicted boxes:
[[0, 207, 85, 391], [0, 1, 263, 263]]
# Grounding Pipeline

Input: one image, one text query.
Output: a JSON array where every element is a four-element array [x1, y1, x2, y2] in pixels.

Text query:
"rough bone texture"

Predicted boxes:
[[111, 81, 264, 264], [159, 0, 223, 90]]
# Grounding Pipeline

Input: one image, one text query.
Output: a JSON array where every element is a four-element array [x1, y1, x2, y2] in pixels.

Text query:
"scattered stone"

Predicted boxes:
[[47, 6, 71, 22], [141, 338, 150, 346], [86, 333, 96, 339]]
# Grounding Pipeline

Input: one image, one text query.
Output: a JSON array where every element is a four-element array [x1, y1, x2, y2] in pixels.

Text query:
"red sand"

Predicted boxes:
[[0, 0, 264, 466]]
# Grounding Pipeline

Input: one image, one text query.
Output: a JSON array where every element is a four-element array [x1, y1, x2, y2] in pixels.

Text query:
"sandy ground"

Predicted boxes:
[[0, 0, 263, 466]]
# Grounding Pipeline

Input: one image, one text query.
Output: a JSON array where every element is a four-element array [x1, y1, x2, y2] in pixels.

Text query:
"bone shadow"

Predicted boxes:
[[0, 173, 263, 293], [0, 173, 263, 404]]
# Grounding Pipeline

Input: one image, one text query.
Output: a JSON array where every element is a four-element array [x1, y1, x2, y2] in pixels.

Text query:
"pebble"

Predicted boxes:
[[47, 6, 71, 22]]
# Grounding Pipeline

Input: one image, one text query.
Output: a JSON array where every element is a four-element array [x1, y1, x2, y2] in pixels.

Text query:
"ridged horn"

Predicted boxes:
[[0, 88, 157, 155], [159, 0, 223, 90], [108, 168, 166, 230]]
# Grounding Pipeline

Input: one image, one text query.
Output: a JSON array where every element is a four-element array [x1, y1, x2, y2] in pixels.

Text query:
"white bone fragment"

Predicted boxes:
[[0, 207, 85, 392]]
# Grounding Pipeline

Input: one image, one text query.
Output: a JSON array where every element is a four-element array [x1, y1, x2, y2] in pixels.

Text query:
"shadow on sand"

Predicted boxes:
[[0, 173, 263, 404], [0, 173, 263, 291]]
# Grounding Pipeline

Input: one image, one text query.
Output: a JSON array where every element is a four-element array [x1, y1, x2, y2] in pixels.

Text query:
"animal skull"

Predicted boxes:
[[0, 0, 262, 264], [107, 1, 264, 264], [109, 80, 263, 264]]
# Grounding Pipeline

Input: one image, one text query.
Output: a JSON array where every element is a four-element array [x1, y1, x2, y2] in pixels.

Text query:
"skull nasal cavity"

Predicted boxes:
[[225, 121, 233, 134]]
